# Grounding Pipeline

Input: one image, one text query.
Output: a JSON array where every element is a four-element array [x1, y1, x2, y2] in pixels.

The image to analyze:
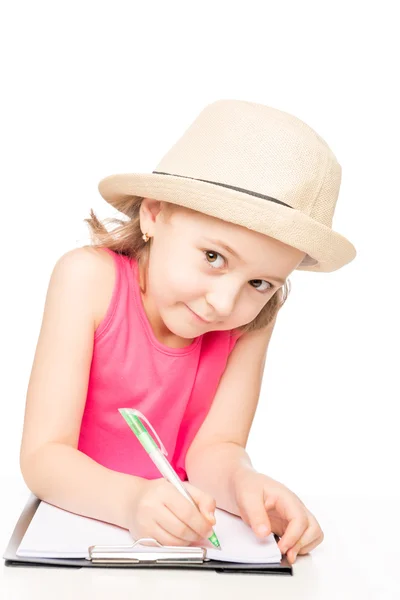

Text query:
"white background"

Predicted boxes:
[[1, 1, 399, 595]]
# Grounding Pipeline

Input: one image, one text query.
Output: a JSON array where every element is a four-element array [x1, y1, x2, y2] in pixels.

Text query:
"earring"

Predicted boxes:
[[142, 233, 150, 243]]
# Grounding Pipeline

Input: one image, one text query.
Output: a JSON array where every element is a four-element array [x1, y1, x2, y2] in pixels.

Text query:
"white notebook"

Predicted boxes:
[[17, 501, 282, 564]]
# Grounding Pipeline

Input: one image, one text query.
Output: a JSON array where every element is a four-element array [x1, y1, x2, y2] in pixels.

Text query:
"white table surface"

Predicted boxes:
[[1, 484, 399, 600]]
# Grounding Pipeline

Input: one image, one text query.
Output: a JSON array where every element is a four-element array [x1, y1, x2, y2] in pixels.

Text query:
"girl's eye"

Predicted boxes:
[[203, 250, 273, 293]]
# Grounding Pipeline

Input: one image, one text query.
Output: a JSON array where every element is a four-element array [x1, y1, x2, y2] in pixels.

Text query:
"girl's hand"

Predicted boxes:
[[127, 478, 217, 547], [232, 468, 324, 564]]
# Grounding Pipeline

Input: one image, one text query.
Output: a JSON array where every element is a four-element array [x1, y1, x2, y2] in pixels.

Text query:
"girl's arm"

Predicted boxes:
[[185, 319, 276, 515], [19, 247, 144, 528]]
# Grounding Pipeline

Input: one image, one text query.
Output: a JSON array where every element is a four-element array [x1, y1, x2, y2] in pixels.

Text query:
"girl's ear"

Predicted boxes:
[[140, 197, 164, 227]]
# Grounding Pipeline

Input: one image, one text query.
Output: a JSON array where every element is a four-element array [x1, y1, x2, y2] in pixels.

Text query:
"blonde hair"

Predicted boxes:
[[84, 197, 291, 336]]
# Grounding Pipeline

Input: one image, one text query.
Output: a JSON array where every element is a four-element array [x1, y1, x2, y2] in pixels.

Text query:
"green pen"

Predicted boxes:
[[119, 407, 222, 551]]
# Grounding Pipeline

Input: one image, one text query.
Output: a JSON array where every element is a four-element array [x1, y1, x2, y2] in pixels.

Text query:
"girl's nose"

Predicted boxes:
[[205, 283, 241, 320]]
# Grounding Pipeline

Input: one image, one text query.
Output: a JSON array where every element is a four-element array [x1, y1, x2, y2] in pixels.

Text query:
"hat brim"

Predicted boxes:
[[98, 173, 356, 273]]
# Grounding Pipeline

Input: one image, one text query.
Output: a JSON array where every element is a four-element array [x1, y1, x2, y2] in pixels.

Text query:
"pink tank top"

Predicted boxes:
[[78, 248, 242, 481]]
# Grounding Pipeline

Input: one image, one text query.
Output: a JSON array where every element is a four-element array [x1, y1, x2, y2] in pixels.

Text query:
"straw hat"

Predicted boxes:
[[98, 99, 356, 272]]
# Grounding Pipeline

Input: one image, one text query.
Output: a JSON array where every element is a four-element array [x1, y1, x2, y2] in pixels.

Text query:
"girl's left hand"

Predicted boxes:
[[232, 468, 324, 564]]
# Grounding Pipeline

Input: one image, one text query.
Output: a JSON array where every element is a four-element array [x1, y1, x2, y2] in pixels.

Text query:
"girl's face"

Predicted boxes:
[[139, 198, 306, 347]]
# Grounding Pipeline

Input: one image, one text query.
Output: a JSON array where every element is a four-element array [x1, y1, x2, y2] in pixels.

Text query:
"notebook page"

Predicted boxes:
[[17, 501, 132, 559], [17, 501, 281, 563], [206, 507, 281, 563]]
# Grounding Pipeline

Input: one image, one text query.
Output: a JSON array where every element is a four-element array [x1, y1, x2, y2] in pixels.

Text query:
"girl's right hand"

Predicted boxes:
[[127, 478, 217, 546]]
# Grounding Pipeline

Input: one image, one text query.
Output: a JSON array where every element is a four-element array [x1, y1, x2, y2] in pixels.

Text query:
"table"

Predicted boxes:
[[2, 490, 399, 599]]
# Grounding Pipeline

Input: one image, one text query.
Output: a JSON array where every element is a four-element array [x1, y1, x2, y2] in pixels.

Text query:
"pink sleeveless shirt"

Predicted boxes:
[[78, 248, 242, 481]]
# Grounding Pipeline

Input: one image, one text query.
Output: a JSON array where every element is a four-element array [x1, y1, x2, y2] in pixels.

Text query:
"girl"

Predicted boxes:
[[19, 99, 356, 566]]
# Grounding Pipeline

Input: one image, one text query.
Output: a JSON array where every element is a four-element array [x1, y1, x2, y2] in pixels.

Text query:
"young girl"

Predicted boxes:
[[19, 99, 356, 566]]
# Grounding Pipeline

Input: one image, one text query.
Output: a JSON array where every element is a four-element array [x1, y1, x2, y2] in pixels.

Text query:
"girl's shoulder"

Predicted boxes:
[[55, 245, 116, 331]]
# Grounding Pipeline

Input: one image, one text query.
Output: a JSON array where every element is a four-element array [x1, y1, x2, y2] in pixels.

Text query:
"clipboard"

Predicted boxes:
[[3, 495, 292, 575]]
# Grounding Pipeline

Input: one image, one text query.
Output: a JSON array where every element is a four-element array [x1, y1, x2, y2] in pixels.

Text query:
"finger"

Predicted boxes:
[[183, 482, 217, 524], [276, 507, 309, 555], [156, 504, 206, 544], [287, 530, 324, 563], [240, 489, 272, 538], [298, 533, 324, 555], [151, 520, 195, 547], [285, 513, 324, 561], [264, 495, 277, 512], [164, 486, 215, 540]]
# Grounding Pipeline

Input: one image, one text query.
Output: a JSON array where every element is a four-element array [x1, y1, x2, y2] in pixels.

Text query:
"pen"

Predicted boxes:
[[119, 408, 222, 551]]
